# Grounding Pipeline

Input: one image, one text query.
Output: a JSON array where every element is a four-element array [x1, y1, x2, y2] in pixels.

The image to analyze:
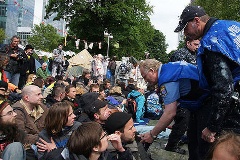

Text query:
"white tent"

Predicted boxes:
[[68, 49, 93, 70]]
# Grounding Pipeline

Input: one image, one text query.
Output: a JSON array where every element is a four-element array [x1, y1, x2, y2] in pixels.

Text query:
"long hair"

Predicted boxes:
[[26, 74, 36, 84], [67, 122, 103, 158], [45, 101, 72, 135]]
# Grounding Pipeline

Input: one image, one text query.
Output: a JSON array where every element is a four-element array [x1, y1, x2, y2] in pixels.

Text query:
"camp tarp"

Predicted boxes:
[[66, 65, 84, 77], [68, 49, 93, 70]]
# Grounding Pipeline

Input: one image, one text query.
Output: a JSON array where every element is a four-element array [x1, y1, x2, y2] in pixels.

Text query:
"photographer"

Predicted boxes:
[[18, 44, 36, 89], [0, 35, 25, 86]]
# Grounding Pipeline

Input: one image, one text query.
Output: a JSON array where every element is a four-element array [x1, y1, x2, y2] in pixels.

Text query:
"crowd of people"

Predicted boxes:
[[0, 5, 240, 160]]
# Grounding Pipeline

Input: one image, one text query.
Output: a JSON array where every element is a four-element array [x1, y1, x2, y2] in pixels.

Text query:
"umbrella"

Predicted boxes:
[[66, 65, 84, 77]]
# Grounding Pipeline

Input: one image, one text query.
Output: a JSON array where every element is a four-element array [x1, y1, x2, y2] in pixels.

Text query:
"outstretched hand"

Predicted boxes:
[[139, 132, 154, 144]]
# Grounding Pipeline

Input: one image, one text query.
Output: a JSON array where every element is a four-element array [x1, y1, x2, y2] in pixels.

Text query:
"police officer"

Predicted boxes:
[[175, 5, 240, 160], [139, 59, 208, 159], [165, 38, 200, 154]]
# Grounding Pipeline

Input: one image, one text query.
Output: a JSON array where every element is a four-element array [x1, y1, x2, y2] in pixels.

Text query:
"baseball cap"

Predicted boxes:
[[79, 92, 99, 109], [84, 99, 108, 119], [174, 6, 206, 32]]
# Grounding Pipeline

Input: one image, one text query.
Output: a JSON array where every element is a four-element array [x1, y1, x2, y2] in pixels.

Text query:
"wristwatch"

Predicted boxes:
[[150, 130, 157, 139]]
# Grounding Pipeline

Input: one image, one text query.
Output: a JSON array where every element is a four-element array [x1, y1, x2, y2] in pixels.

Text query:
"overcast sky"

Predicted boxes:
[[147, 0, 190, 53]]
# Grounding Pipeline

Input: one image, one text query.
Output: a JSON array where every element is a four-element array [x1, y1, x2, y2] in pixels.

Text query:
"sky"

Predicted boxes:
[[147, 0, 190, 53]]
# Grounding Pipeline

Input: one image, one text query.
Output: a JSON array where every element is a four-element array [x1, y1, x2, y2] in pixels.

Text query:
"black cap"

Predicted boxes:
[[90, 99, 108, 113], [174, 6, 206, 32], [105, 112, 132, 134], [80, 92, 99, 109], [24, 44, 34, 50], [84, 99, 108, 119]]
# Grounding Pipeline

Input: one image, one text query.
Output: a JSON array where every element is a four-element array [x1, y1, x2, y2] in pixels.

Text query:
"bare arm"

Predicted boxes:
[[140, 101, 177, 143]]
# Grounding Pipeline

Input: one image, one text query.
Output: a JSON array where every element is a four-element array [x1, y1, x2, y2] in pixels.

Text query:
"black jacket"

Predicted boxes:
[[200, 17, 240, 133], [0, 45, 25, 73], [202, 51, 240, 133]]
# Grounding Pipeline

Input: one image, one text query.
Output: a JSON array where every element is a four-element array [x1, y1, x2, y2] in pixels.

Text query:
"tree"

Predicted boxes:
[[27, 23, 62, 52], [146, 29, 169, 63], [193, 0, 240, 21], [45, 0, 155, 59], [0, 28, 5, 43]]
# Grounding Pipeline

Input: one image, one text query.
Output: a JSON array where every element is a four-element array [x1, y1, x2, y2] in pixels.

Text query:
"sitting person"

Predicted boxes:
[[89, 83, 100, 93], [127, 83, 146, 123], [45, 84, 66, 107], [12, 85, 48, 159], [64, 85, 81, 110], [0, 53, 21, 93], [207, 131, 240, 160], [84, 99, 111, 130], [126, 78, 136, 92], [66, 121, 133, 160], [33, 77, 45, 93], [25, 74, 37, 86], [144, 84, 163, 120], [105, 112, 142, 160], [0, 100, 26, 160], [72, 69, 93, 93], [105, 86, 127, 112], [36, 101, 81, 159], [36, 62, 50, 80]]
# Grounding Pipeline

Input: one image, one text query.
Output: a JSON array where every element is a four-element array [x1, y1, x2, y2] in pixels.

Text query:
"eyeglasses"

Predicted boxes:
[[100, 131, 108, 140], [92, 91, 99, 93], [0, 109, 16, 117]]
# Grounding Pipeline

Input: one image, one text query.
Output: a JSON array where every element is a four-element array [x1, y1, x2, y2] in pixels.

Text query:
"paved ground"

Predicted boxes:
[[147, 120, 189, 160]]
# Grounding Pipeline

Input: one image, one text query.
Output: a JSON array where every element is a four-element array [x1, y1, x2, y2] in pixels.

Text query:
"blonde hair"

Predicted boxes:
[[26, 74, 36, 83], [109, 86, 122, 95], [75, 86, 86, 95]]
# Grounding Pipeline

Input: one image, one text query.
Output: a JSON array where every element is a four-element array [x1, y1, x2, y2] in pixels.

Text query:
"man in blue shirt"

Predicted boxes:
[[139, 59, 208, 158]]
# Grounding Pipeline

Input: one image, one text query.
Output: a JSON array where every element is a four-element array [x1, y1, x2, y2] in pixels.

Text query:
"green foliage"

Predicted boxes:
[[177, 40, 185, 50], [193, 0, 240, 21], [27, 24, 62, 52], [45, 0, 155, 59], [146, 29, 169, 63], [0, 28, 5, 43]]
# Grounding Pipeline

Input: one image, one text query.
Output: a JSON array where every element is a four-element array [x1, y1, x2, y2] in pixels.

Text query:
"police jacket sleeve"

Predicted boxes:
[[203, 51, 234, 132]]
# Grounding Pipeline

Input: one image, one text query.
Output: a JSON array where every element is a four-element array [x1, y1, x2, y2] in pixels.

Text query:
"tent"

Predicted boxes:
[[68, 49, 93, 70]]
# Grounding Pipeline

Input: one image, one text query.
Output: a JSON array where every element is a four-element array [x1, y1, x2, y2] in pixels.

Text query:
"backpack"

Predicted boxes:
[[125, 94, 141, 119], [118, 63, 128, 76]]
